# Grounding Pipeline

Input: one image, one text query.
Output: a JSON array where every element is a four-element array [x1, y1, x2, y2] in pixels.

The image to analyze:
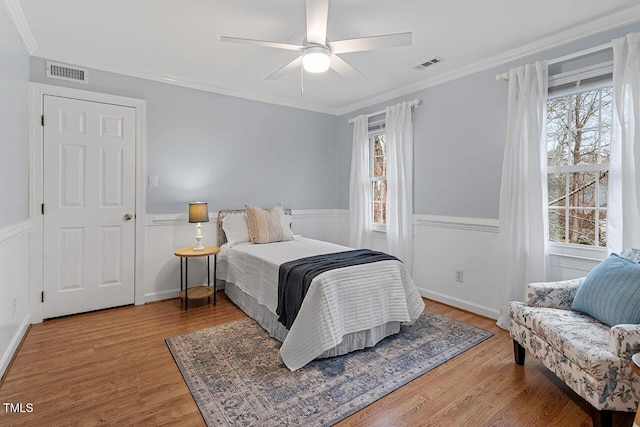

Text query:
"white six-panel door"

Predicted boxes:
[[43, 95, 136, 318]]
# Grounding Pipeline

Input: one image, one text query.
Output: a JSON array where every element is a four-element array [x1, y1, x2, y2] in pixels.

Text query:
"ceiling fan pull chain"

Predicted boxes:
[[300, 64, 304, 94]]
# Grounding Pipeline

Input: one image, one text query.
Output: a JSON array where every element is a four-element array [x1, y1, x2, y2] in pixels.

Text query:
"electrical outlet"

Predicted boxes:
[[12, 296, 17, 315], [455, 270, 464, 283]]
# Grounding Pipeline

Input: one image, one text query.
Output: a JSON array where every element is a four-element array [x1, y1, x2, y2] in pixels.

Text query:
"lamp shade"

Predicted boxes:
[[188, 202, 209, 223]]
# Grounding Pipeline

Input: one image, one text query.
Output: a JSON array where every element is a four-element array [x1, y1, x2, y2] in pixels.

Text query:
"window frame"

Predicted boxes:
[[368, 120, 386, 233], [545, 79, 612, 259]]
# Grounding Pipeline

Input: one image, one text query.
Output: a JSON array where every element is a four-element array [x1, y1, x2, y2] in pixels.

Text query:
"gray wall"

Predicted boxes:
[[28, 20, 640, 219], [30, 59, 339, 214], [0, 5, 30, 228], [336, 21, 640, 219]]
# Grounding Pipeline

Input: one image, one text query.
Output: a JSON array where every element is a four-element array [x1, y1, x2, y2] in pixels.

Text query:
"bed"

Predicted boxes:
[[216, 206, 425, 371]]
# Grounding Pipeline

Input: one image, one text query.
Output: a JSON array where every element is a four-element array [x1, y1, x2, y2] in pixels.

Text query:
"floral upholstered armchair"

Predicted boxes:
[[509, 249, 640, 427]]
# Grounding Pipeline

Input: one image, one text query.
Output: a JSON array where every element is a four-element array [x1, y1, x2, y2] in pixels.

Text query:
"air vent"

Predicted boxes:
[[413, 57, 444, 70], [46, 61, 88, 84]]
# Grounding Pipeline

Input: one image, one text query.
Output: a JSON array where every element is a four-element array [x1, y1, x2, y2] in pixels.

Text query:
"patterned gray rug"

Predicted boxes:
[[166, 311, 493, 427]]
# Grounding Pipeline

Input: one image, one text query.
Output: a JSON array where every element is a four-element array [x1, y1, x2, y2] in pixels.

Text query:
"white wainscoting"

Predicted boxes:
[[144, 209, 599, 321], [144, 209, 349, 302], [367, 215, 593, 320], [310, 211, 502, 320], [412, 215, 501, 320], [0, 220, 31, 379]]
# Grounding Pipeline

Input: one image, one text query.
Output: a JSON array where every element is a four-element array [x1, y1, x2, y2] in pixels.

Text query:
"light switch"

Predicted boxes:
[[148, 175, 158, 188]]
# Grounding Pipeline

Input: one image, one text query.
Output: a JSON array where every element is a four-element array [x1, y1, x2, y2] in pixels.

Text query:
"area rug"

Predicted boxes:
[[166, 311, 493, 426]]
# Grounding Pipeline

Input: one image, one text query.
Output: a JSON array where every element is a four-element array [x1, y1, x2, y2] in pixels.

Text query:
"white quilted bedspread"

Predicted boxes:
[[217, 237, 425, 370]]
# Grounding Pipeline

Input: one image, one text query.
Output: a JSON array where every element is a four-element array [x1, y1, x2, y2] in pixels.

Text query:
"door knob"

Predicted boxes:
[[123, 213, 133, 221]]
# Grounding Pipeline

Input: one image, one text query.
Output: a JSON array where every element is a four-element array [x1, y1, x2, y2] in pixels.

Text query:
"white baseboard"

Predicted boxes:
[[145, 284, 226, 303], [419, 288, 499, 320], [145, 289, 180, 302], [0, 314, 30, 379]]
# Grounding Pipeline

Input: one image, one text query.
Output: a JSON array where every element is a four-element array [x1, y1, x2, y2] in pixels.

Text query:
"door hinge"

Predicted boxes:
[[41, 291, 44, 303], [41, 115, 44, 127], [41, 203, 45, 215]]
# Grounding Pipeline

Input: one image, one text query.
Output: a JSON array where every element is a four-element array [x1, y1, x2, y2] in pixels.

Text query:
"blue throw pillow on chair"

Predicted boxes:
[[571, 254, 640, 327]]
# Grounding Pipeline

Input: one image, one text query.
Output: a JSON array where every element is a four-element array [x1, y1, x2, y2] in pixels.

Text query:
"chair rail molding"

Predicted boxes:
[[0, 219, 30, 243], [414, 214, 500, 233]]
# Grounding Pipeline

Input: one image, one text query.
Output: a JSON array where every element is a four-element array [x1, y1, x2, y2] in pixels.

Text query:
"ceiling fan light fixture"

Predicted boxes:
[[302, 46, 331, 73]]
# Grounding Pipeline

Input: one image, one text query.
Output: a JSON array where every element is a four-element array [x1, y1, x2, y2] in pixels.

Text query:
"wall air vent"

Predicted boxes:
[[413, 57, 444, 70], [46, 61, 88, 84]]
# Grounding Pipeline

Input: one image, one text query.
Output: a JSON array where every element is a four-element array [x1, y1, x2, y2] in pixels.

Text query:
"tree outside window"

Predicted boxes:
[[370, 132, 387, 226], [547, 85, 612, 247]]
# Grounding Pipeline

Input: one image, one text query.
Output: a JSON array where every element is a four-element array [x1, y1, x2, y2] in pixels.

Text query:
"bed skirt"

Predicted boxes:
[[222, 279, 402, 362]]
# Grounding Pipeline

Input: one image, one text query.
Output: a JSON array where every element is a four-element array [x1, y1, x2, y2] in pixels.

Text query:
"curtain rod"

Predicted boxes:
[[495, 42, 612, 81], [348, 99, 421, 123]]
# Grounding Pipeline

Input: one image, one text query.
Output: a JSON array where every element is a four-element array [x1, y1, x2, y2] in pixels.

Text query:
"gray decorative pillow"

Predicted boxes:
[[571, 254, 640, 327], [245, 204, 294, 244]]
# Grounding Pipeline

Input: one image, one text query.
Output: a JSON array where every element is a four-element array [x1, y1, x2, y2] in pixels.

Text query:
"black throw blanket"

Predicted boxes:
[[277, 249, 399, 329]]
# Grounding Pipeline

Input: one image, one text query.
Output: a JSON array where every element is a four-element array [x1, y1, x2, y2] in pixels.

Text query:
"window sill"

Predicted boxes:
[[372, 224, 386, 234], [548, 243, 606, 274], [548, 242, 607, 261]]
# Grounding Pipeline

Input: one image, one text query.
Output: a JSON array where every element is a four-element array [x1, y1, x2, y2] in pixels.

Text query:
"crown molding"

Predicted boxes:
[[22, 4, 640, 116], [335, 5, 640, 116], [32, 47, 337, 116], [1, 0, 37, 54]]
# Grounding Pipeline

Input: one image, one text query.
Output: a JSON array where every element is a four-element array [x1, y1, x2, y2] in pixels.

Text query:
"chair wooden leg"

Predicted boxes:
[[590, 407, 613, 427], [513, 339, 525, 365]]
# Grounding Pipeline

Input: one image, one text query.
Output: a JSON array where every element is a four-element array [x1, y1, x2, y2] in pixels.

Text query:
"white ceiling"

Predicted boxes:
[[13, 0, 640, 114]]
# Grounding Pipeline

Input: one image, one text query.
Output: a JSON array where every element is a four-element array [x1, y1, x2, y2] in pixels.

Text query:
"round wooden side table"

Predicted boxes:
[[174, 246, 220, 311]]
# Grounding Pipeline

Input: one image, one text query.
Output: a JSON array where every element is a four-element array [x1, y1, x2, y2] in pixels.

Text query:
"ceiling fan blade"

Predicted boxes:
[[330, 55, 364, 79], [306, 0, 329, 45], [329, 32, 412, 54], [220, 36, 304, 51], [266, 56, 303, 80]]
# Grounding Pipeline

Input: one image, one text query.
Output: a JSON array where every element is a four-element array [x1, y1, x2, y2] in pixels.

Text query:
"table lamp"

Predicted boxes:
[[189, 202, 209, 250]]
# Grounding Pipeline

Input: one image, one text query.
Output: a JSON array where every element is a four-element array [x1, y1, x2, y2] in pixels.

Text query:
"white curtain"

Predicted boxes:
[[385, 101, 414, 273], [349, 114, 372, 248], [496, 61, 549, 329], [609, 33, 640, 252]]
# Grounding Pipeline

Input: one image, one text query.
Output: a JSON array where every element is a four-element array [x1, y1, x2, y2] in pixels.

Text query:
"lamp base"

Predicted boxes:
[[193, 223, 204, 250]]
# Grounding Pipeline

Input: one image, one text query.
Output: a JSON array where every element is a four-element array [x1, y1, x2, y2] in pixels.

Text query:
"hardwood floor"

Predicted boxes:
[[0, 294, 635, 426]]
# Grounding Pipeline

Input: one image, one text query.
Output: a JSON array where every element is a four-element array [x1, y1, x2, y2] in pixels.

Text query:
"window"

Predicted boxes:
[[546, 83, 612, 247], [369, 125, 386, 228]]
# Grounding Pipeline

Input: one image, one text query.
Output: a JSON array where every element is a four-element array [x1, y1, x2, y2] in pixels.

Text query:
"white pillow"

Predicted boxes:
[[222, 213, 250, 246], [284, 214, 294, 239]]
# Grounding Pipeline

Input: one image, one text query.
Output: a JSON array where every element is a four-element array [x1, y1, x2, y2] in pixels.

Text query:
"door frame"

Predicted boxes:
[[29, 83, 147, 323]]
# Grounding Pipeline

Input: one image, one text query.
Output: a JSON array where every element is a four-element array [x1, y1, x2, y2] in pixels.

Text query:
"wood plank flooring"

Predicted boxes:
[[0, 294, 635, 426]]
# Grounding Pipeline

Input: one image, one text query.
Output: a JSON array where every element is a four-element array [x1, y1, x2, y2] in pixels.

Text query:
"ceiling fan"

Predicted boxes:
[[220, 0, 412, 81]]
